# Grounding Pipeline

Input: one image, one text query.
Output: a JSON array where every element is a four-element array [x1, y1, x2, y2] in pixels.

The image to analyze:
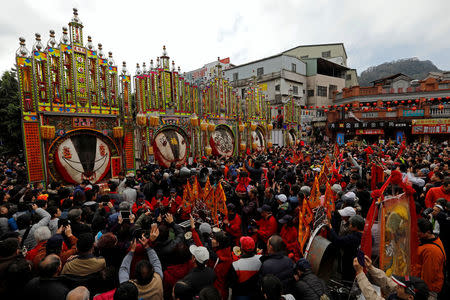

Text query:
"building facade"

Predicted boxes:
[[327, 73, 450, 144], [283, 43, 359, 88], [223, 54, 307, 107]]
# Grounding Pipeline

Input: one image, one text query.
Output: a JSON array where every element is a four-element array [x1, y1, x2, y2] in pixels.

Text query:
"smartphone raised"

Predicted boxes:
[[120, 211, 131, 220], [357, 249, 365, 267]]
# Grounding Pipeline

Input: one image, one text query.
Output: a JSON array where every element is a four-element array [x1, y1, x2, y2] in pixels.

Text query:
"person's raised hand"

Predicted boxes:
[[165, 213, 174, 224], [107, 202, 113, 209], [150, 225, 159, 242], [118, 214, 123, 224], [139, 234, 149, 249], [130, 214, 136, 224], [130, 239, 137, 252], [364, 255, 373, 270], [65, 225, 73, 237], [190, 214, 195, 230]]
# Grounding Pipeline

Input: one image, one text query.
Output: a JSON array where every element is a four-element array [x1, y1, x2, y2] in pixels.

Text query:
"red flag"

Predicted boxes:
[[302, 198, 314, 225], [325, 182, 335, 220], [298, 211, 310, 251]]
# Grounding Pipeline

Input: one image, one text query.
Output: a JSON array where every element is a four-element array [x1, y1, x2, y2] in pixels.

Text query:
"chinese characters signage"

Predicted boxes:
[[412, 119, 450, 134]]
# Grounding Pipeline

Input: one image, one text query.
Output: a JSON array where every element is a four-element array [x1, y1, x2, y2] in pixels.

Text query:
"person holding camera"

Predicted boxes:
[[354, 255, 429, 300]]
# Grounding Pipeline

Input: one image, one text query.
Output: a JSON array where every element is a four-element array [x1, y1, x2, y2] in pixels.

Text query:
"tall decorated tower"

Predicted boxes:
[[16, 9, 128, 185], [133, 46, 200, 167]]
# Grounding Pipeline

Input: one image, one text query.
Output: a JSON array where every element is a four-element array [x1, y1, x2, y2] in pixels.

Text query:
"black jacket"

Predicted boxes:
[[182, 266, 216, 295], [154, 223, 185, 268], [328, 229, 362, 281], [294, 270, 328, 300], [260, 252, 295, 293], [245, 161, 263, 184], [23, 277, 70, 300]]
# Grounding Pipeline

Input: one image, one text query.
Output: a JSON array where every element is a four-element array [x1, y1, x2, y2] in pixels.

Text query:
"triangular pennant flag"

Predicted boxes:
[[308, 176, 321, 209]]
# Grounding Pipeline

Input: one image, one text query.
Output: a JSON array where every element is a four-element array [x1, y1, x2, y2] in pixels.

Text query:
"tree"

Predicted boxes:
[[0, 69, 23, 154]]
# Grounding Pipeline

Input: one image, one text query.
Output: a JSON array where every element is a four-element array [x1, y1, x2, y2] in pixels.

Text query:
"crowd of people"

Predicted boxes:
[[0, 140, 449, 300]]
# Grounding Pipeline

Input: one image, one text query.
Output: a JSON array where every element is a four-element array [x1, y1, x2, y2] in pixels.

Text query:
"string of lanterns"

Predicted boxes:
[[312, 96, 450, 113]]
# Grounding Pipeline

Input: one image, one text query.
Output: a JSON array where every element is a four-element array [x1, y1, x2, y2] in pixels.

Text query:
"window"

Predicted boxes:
[[291, 63, 296, 72], [257, 67, 264, 76], [233, 72, 239, 81], [329, 85, 337, 99], [345, 74, 352, 81], [275, 84, 280, 91], [307, 89, 314, 97], [241, 88, 246, 99], [322, 51, 331, 58], [317, 86, 327, 97], [293, 86, 299, 95], [300, 55, 309, 59]]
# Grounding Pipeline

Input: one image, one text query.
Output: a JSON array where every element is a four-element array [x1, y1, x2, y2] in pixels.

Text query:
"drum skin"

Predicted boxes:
[[210, 125, 235, 157], [251, 127, 266, 151], [153, 127, 188, 168], [51, 131, 112, 184]]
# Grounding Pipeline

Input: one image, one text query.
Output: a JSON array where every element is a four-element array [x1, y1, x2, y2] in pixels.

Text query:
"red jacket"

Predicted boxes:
[[415, 237, 447, 292], [425, 186, 450, 208], [224, 214, 242, 244], [256, 215, 277, 243], [131, 200, 152, 214], [164, 196, 182, 215], [211, 247, 232, 300], [192, 229, 232, 299], [93, 289, 116, 300], [163, 261, 194, 295], [280, 224, 301, 260], [150, 196, 168, 209], [26, 241, 47, 267]]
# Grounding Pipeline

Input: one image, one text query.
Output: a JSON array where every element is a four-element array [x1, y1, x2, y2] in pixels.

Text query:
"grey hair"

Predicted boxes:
[[66, 286, 90, 300], [34, 226, 51, 242], [119, 201, 131, 211]]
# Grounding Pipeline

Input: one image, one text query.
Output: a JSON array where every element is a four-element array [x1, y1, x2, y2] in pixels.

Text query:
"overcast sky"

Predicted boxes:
[[1, 0, 450, 77]]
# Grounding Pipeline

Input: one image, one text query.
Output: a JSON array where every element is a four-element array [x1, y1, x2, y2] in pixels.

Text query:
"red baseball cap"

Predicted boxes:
[[240, 236, 255, 252]]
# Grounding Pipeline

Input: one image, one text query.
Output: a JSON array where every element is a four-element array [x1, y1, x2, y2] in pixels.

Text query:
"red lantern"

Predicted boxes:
[[373, 102, 377, 106], [316, 106, 319, 109], [394, 100, 398, 104], [407, 100, 412, 104], [430, 98, 434, 101], [340, 104, 344, 107], [387, 107, 392, 112], [439, 104, 444, 110], [322, 106, 325, 109], [324, 109, 328, 112], [438, 97, 442, 101], [415, 99, 419, 103], [334, 105, 337, 108], [345, 107, 348, 111], [328, 105, 332, 108], [412, 106, 417, 111], [387, 101, 391, 105], [366, 103, 370, 106], [359, 103, 363, 107], [310, 106, 313, 109], [401, 100, 405, 104]]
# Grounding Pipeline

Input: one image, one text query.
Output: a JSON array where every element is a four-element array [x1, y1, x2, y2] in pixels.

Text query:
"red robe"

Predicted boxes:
[[255, 215, 277, 244]]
